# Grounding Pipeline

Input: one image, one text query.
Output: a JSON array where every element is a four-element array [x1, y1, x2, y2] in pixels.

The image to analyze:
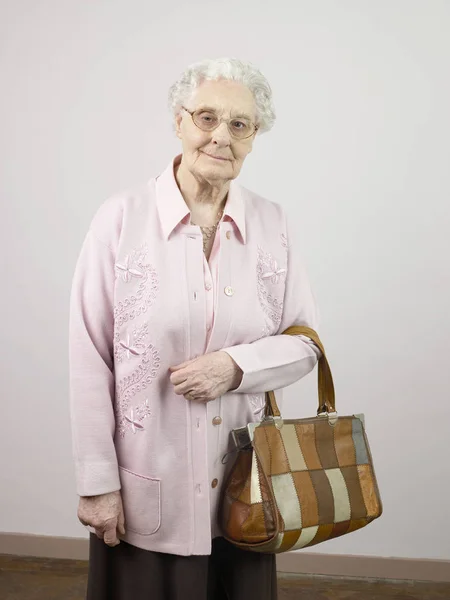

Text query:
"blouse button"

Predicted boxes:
[[226, 231, 231, 240], [211, 478, 219, 489], [212, 416, 222, 426], [224, 286, 234, 297]]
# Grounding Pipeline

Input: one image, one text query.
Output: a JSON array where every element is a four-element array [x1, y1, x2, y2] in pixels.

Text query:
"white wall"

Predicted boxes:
[[1, 0, 449, 561]]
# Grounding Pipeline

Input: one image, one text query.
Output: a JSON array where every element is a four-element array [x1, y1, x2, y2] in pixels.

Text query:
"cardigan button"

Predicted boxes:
[[224, 286, 234, 297], [212, 416, 222, 426], [211, 478, 219, 489]]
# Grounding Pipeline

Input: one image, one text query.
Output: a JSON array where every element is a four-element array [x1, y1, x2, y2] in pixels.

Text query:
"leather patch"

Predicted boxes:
[[278, 530, 301, 552], [357, 464, 381, 517], [309, 523, 334, 547], [314, 419, 339, 469], [330, 520, 351, 539], [310, 470, 335, 525], [262, 426, 290, 475], [292, 471, 319, 528], [341, 465, 367, 520], [333, 418, 356, 467], [347, 518, 367, 533], [295, 423, 322, 470]]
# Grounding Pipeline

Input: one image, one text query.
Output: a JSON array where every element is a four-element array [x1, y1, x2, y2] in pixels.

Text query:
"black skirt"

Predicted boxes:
[[87, 534, 278, 600]]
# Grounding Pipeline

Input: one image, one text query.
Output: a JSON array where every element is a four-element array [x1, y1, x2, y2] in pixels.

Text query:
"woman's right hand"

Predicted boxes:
[[77, 490, 126, 547]]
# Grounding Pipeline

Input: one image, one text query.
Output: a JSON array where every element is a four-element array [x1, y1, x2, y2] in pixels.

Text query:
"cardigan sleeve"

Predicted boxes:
[[222, 216, 321, 394], [69, 229, 121, 497]]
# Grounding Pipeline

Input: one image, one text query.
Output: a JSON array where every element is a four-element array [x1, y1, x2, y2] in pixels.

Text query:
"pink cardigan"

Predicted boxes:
[[69, 154, 320, 556]]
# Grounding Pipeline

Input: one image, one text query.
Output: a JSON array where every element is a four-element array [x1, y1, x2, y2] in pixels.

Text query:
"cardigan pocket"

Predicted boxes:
[[119, 466, 161, 535]]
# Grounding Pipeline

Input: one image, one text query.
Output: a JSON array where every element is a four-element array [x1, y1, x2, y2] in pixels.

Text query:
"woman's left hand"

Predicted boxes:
[[169, 351, 243, 403]]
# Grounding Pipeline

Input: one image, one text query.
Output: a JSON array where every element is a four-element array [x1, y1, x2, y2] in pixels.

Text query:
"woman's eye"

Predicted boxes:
[[200, 113, 217, 123]]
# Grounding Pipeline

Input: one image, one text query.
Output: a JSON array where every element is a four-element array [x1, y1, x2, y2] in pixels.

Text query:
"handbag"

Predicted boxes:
[[219, 325, 383, 553]]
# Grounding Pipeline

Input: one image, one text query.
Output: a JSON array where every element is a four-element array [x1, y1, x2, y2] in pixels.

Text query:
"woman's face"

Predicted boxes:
[[175, 79, 258, 183]]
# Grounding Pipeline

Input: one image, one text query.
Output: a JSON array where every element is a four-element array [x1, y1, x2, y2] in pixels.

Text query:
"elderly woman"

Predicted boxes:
[[69, 57, 320, 600]]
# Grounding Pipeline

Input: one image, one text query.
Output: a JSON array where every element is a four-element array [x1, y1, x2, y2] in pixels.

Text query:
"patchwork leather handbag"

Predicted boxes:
[[219, 325, 383, 553]]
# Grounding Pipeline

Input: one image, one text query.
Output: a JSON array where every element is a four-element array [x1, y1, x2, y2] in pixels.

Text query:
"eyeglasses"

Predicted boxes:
[[181, 106, 259, 140]]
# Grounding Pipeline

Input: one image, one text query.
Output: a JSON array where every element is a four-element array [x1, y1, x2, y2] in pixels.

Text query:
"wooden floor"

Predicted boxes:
[[0, 555, 449, 599]]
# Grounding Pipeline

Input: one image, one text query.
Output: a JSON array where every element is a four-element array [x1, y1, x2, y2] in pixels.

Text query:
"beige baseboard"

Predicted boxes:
[[0, 533, 449, 583]]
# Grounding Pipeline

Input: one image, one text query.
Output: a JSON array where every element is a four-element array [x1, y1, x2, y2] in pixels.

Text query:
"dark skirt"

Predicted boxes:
[[87, 533, 277, 600]]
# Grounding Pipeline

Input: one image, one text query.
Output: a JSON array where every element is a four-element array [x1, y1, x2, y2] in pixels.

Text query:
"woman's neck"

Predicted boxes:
[[174, 159, 229, 226]]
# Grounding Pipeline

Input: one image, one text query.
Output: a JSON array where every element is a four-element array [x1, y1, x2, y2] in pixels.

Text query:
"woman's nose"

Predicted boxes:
[[211, 122, 231, 145]]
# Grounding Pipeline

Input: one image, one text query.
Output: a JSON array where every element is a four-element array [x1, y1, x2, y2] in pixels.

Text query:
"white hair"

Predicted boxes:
[[168, 57, 276, 134]]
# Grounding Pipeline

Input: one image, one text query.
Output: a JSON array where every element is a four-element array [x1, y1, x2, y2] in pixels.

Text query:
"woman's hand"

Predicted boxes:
[[169, 351, 243, 403], [78, 491, 125, 547]]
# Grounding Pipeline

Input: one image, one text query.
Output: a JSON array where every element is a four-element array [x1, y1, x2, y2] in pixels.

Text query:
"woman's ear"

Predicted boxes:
[[175, 112, 183, 139]]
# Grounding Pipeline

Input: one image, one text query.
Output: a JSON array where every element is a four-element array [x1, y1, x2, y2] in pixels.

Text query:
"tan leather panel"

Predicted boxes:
[[262, 426, 290, 475], [358, 465, 381, 518], [278, 530, 301, 552], [333, 418, 356, 467], [347, 518, 368, 533]]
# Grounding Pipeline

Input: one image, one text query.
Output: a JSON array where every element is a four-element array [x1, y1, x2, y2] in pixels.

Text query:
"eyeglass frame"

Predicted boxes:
[[180, 106, 259, 140]]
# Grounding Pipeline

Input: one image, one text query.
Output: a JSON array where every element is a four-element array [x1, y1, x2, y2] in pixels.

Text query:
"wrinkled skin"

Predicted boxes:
[[78, 491, 125, 547], [169, 351, 243, 402]]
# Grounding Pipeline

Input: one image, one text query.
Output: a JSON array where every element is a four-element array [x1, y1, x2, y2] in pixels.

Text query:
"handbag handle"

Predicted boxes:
[[264, 325, 336, 418]]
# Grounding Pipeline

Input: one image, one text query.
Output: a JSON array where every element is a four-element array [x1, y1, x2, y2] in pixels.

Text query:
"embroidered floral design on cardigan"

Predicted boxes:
[[114, 244, 159, 327], [115, 343, 161, 438], [124, 399, 152, 434], [114, 323, 149, 363], [256, 246, 287, 333]]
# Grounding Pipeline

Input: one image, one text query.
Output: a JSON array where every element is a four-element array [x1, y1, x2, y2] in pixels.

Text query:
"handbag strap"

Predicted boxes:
[[265, 325, 336, 418]]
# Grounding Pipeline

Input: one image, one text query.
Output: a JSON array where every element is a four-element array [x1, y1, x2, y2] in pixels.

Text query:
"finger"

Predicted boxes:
[[173, 381, 194, 395], [78, 516, 89, 527], [94, 529, 104, 540], [118, 511, 126, 536], [170, 371, 189, 386], [169, 359, 196, 372], [104, 523, 119, 547]]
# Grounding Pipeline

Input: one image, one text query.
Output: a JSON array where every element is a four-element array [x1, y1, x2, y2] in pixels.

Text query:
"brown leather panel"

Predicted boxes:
[[261, 426, 290, 475], [308, 523, 334, 547], [262, 499, 277, 538], [330, 520, 351, 539], [292, 471, 319, 528], [238, 472, 251, 505], [253, 427, 271, 474], [358, 465, 381, 518], [241, 502, 269, 541], [309, 470, 334, 525], [226, 499, 251, 542], [314, 420, 339, 469], [333, 418, 357, 467], [278, 530, 301, 552], [227, 450, 252, 500], [347, 517, 368, 533], [341, 465, 367, 520], [295, 424, 322, 470]]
